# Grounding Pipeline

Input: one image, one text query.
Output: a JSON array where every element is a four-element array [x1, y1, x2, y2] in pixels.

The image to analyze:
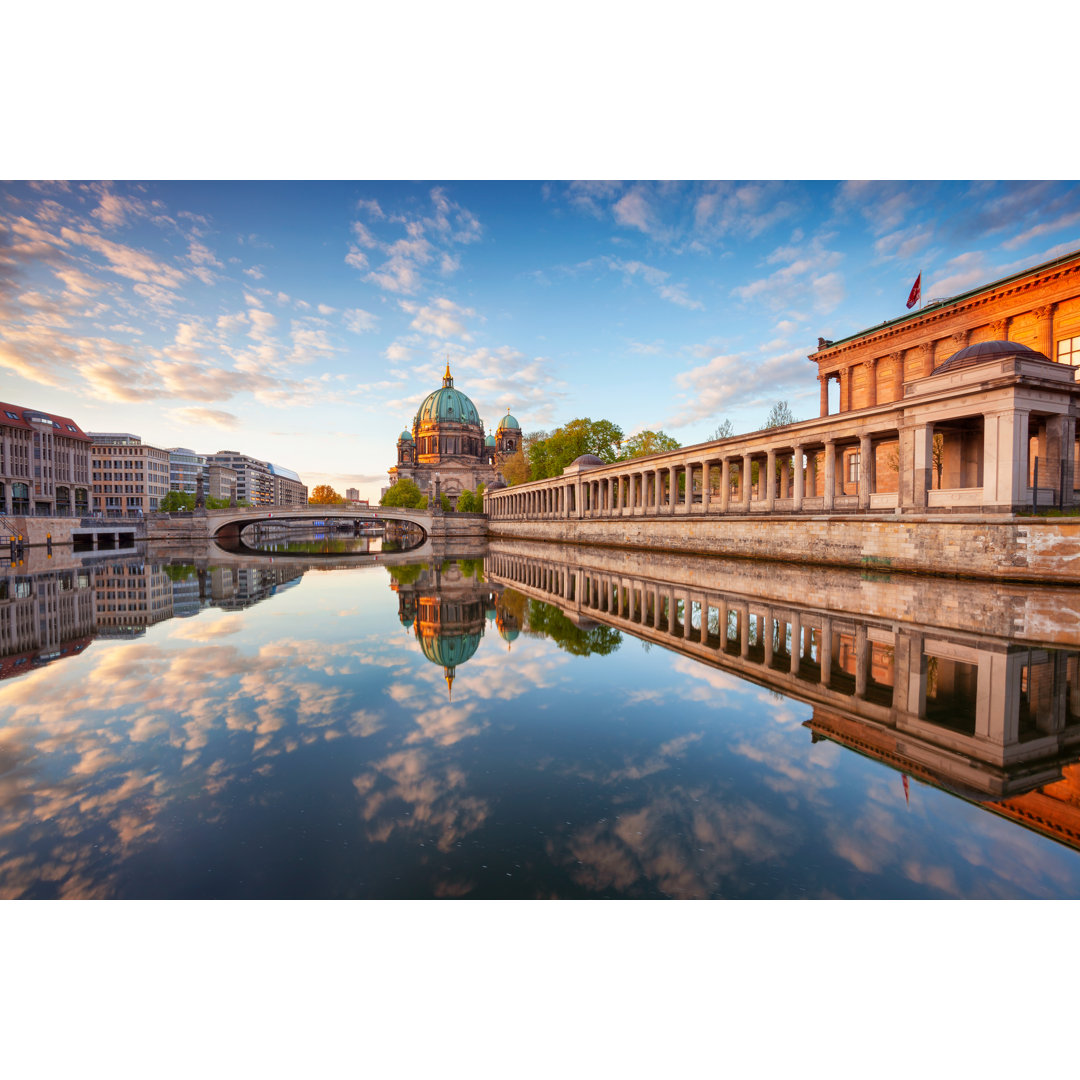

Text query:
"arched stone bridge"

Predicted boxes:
[[204, 504, 434, 543]]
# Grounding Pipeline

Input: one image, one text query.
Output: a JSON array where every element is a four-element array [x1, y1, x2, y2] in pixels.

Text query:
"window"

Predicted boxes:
[[848, 451, 860, 484], [1058, 336, 1080, 366]]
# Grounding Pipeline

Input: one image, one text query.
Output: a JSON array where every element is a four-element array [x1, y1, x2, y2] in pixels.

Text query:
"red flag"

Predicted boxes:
[[906, 272, 922, 310]]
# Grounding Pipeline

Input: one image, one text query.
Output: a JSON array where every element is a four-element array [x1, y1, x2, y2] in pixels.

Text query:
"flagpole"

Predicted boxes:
[[919, 269, 923, 310]]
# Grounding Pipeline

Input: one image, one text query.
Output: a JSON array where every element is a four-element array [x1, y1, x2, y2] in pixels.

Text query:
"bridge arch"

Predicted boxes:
[[207, 506, 433, 544]]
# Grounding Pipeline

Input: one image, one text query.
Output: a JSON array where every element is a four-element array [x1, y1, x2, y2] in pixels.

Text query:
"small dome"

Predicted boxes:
[[499, 410, 520, 430], [486, 479, 506, 493], [935, 339, 1049, 373], [568, 454, 606, 468], [399, 429, 413, 441], [485, 434, 496, 447]]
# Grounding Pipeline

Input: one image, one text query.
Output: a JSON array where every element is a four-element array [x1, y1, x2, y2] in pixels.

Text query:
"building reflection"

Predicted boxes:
[[389, 560, 517, 696], [486, 542, 1080, 849]]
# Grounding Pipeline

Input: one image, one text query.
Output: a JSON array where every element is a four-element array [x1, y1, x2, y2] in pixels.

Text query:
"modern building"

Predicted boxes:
[[87, 432, 171, 516], [388, 362, 520, 506], [345, 487, 360, 501], [167, 448, 207, 497], [1, 402, 91, 517], [93, 560, 174, 631], [269, 462, 307, 506], [204, 452, 306, 506], [207, 464, 238, 503]]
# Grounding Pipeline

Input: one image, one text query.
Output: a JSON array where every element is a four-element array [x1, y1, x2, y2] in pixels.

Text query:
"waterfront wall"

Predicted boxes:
[[486, 537, 1080, 646], [486, 514, 1080, 583]]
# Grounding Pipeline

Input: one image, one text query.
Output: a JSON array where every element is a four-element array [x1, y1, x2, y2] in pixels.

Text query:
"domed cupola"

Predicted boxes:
[[935, 339, 1050, 373], [495, 407, 521, 455], [416, 362, 482, 427]]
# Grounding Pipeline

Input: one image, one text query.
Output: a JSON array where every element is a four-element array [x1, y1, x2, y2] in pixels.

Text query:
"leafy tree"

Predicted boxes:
[[204, 496, 232, 510], [500, 447, 530, 486], [160, 491, 195, 512], [617, 429, 681, 460], [763, 400, 795, 429], [525, 599, 622, 656], [526, 417, 624, 480], [711, 419, 735, 440], [309, 484, 344, 505], [456, 488, 482, 513], [381, 479, 424, 508]]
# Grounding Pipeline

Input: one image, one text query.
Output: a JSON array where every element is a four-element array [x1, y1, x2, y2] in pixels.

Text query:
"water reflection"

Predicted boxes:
[[1, 540, 1079, 898]]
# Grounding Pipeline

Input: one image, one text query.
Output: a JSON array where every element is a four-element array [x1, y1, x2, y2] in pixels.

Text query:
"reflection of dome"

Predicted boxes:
[[935, 339, 1049, 373], [499, 410, 520, 430], [418, 630, 483, 669]]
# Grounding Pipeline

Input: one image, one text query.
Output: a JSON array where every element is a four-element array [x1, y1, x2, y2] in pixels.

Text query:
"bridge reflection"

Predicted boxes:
[[484, 541, 1080, 847]]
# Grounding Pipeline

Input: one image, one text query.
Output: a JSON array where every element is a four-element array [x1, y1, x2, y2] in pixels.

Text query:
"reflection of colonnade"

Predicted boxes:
[[487, 346, 1079, 522], [486, 549, 1080, 801]]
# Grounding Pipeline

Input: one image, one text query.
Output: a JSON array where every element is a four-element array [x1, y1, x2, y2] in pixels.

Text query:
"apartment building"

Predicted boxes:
[[87, 432, 171, 516], [1, 401, 91, 516]]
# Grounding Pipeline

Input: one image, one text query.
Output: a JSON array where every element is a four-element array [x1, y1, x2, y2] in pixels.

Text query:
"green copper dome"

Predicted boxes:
[[499, 410, 520, 430], [416, 363, 481, 427], [485, 433, 496, 447], [418, 630, 482, 669], [399, 429, 413, 441]]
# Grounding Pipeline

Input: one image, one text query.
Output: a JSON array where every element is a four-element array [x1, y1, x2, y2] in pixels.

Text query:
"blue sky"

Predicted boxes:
[[3, 179, 1079, 501]]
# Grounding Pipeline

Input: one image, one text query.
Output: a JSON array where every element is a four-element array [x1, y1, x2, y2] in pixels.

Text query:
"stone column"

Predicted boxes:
[[820, 618, 833, 686], [858, 434, 873, 510], [738, 603, 750, 659], [684, 464, 694, 512], [741, 454, 752, 511], [892, 351, 905, 403], [1033, 304, 1055, 359], [702, 461, 711, 512], [655, 470, 664, 514], [792, 445, 804, 511], [863, 358, 877, 408], [855, 624, 868, 699], [839, 367, 850, 412], [823, 442, 836, 510], [720, 459, 731, 512], [779, 454, 790, 502], [806, 450, 818, 500], [763, 608, 774, 668], [668, 466, 678, 513], [912, 424, 934, 509], [819, 373, 830, 417], [790, 613, 801, 676], [765, 449, 777, 510]]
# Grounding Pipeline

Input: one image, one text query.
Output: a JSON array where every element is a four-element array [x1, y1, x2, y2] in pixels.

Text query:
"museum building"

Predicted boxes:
[[388, 362, 521, 506]]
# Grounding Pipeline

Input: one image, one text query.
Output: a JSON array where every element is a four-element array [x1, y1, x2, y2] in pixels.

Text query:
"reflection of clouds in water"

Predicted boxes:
[[353, 748, 489, 854], [170, 614, 244, 641], [0, 622, 404, 897], [576, 732, 704, 785], [552, 787, 800, 899]]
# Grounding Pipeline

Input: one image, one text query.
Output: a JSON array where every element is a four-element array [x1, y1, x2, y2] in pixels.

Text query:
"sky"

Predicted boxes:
[[3, 179, 1079, 502]]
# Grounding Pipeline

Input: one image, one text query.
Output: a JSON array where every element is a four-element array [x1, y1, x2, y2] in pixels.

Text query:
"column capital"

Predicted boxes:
[[1033, 303, 1054, 321]]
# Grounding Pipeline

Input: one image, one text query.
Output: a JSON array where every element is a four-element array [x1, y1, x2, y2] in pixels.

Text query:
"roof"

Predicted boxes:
[[934, 339, 1050, 373], [416, 385, 482, 427], [1, 402, 90, 441], [815, 246, 1080, 356], [498, 410, 520, 430]]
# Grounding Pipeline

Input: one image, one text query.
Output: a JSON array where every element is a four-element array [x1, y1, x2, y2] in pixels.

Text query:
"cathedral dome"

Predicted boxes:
[[935, 339, 1049, 373], [399, 429, 413, 441], [416, 364, 481, 428], [485, 433, 496, 447], [498, 410, 520, 430]]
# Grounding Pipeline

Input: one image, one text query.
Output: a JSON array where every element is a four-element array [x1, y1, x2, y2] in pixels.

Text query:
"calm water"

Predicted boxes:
[[2, 539, 1079, 899]]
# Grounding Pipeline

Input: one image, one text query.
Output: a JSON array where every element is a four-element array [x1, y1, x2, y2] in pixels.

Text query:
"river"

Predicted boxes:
[[1, 536, 1078, 898]]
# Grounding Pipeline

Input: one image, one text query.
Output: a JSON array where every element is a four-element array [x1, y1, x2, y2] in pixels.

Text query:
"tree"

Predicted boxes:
[[500, 447, 531, 486], [455, 484, 485, 513], [711, 419, 735, 440], [763, 401, 795, 430], [160, 491, 195, 512], [309, 484, 344, 505], [526, 417, 624, 480], [205, 496, 231, 509], [381, 479, 424, 508], [617, 429, 682, 460]]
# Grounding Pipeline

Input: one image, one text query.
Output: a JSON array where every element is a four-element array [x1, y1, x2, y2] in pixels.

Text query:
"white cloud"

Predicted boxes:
[[344, 308, 378, 334]]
